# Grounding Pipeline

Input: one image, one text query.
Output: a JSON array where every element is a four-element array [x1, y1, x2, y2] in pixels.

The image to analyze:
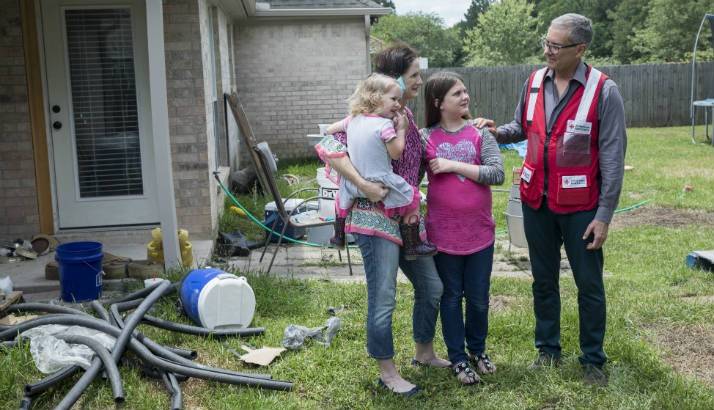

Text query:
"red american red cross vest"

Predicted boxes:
[[519, 65, 607, 213]]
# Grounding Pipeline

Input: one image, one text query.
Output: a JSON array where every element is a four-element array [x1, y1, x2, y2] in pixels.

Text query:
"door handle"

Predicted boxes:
[[53, 121, 62, 130]]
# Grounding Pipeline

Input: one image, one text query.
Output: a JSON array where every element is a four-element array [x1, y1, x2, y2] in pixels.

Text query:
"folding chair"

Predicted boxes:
[[226, 93, 352, 275]]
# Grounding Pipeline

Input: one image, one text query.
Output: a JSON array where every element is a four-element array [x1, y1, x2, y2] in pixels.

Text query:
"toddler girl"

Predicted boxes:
[[327, 73, 436, 259], [422, 72, 504, 385]]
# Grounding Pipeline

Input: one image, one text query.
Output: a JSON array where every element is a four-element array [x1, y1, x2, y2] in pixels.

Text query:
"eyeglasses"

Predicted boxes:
[[540, 37, 582, 54]]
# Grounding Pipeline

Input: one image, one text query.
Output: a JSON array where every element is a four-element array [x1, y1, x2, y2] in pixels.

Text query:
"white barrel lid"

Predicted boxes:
[[197, 273, 256, 330]]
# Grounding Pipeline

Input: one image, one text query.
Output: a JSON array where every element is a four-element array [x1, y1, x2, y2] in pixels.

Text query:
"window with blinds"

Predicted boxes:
[[65, 8, 143, 198]]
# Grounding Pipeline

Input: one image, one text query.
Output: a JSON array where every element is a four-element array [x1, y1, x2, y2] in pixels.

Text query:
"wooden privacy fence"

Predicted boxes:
[[407, 62, 714, 128]]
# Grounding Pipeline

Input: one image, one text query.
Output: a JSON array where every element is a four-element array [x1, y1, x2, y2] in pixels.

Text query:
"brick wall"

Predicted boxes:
[[164, 0, 236, 239], [163, 0, 213, 238], [235, 18, 369, 160], [0, 0, 39, 242]]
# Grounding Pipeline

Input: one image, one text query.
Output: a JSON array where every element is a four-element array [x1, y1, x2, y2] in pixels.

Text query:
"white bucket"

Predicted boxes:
[[504, 184, 528, 248], [316, 167, 338, 221]]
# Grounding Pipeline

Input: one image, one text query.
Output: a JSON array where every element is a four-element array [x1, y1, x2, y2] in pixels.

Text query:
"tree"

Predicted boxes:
[[532, 0, 621, 60], [464, 0, 492, 28], [632, 0, 713, 63], [463, 0, 541, 67], [452, 0, 493, 65], [371, 13, 460, 67], [606, 0, 650, 63]]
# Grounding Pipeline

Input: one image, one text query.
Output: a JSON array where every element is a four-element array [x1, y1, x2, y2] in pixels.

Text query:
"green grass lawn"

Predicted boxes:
[[2, 127, 714, 409]]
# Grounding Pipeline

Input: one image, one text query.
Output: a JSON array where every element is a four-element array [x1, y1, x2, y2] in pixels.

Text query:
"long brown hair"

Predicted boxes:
[[424, 71, 470, 128], [374, 43, 418, 78]]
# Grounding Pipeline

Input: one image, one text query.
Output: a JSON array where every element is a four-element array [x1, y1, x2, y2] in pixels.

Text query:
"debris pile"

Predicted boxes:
[[0, 280, 292, 409]]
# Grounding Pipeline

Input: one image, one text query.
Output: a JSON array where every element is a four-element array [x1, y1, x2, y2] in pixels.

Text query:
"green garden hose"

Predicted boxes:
[[215, 173, 651, 247]]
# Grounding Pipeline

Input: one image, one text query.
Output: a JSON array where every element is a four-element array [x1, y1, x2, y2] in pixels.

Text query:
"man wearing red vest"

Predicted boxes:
[[478, 14, 626, 386]]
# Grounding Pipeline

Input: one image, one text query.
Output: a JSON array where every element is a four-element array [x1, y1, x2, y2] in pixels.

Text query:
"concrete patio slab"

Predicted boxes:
[[226, 237, 541, 283]]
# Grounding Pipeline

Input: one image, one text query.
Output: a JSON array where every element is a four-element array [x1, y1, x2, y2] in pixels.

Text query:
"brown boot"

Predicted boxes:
[[400, 222, 437, 260], [330, 217, 346, 249]]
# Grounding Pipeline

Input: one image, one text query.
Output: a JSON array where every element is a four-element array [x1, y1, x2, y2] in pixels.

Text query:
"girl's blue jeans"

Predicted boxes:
[[434, 244, 494, 365]]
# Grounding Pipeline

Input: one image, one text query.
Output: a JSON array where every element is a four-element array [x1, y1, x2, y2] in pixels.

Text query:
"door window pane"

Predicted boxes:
[[65, 8, 143, 197]]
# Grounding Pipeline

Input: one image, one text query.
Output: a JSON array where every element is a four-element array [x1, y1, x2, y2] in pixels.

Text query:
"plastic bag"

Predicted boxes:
[[21, 325, 116, 374], [281, 317, 341, 350], [322, 316, 341, 346], [0, 276, 13, 294]]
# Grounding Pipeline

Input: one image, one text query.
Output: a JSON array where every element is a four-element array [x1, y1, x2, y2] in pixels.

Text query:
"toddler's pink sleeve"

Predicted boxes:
[[379, 121, 397, 142]]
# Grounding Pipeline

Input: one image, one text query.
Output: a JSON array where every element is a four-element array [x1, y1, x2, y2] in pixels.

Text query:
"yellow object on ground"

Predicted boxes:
[[146, 227, 194, 268], [229, 206, 247, 217]]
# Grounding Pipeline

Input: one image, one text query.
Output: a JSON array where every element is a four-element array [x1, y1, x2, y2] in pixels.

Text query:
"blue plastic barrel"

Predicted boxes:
[[55, 241, 103, 302], [179, 268, 224, 325]]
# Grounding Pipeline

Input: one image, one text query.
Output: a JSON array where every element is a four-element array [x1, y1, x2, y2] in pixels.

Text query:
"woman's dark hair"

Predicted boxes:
[[373, 43, 418, 78], [424, 71, 469, 128]]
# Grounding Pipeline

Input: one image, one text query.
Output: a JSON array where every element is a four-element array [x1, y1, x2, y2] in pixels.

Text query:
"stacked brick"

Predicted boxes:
[[0, 0, 39, 242]]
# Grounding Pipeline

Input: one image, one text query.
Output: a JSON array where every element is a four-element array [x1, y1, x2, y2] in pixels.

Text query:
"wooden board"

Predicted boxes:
[[0, 291, 24, 314]]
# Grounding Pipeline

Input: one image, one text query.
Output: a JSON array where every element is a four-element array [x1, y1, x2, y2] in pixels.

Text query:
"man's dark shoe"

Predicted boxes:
[[582, 364, 608, 386], [529, 351, 561, 369]]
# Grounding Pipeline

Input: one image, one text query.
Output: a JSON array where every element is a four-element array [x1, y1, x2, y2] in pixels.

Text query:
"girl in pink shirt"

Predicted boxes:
[[422, 72, 504, 385]]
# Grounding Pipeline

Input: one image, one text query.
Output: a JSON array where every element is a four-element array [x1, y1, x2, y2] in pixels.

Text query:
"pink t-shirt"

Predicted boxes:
[[424, 125, 495, 255]]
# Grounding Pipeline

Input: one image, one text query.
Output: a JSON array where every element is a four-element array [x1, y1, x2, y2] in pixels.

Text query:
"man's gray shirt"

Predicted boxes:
[[496, 62, 627, 223]]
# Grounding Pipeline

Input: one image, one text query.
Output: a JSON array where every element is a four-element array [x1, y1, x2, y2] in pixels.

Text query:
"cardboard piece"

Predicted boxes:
[[239, 345, 286, 366], [0, 313, 38, 325]]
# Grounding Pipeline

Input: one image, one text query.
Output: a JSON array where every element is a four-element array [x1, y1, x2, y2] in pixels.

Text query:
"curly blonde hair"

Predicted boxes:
[[348, 73, 400, 116]]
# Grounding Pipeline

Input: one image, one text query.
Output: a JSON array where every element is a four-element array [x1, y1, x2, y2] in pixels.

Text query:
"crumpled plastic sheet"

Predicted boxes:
[[21, 325, 116, 374], [0, 276, 13, 294], [282, 317, 341, 350]]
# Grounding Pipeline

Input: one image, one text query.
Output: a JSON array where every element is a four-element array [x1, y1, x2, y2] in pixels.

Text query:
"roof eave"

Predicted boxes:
[[253, 7, 392, 18]]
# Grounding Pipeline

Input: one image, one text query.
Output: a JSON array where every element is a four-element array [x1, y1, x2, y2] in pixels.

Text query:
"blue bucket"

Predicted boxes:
[[55, 241, 103, 302], [179, 268, 224, 325]]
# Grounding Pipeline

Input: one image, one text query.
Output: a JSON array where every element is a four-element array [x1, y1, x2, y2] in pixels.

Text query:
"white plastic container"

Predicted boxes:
[[264, 198, 312, 240], [316, 167, 339, 221], [504, 184, 528, 248], [180, 269, 256, 330], [198, 274, 255, 329]]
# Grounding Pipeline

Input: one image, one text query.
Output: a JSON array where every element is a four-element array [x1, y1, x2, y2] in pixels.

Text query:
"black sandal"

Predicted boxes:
[[469, 353, 496, 375], [377, 378, 421, 397], [452, 361, 480, 385]]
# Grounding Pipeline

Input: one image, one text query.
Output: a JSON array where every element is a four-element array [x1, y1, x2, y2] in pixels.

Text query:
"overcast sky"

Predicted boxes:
[[393, 0, 471, 27]]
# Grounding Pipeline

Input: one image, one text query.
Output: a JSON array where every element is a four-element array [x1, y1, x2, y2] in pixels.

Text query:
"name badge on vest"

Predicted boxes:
[[566, 119, 592, 135], [521, 166, 534, 183], [561, 175, 588, 189]]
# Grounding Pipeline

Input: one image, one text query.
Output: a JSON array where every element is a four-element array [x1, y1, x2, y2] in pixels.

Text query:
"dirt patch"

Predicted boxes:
[[670, 167, 714, 179], [610, 206, 714, 230], [681, 295, 714, 304], [649, 323, 714, 386], [490, 295, 519, 312]]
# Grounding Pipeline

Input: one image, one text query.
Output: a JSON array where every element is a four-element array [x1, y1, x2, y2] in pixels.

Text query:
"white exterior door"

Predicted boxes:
[[41, 0, 159, 228]]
